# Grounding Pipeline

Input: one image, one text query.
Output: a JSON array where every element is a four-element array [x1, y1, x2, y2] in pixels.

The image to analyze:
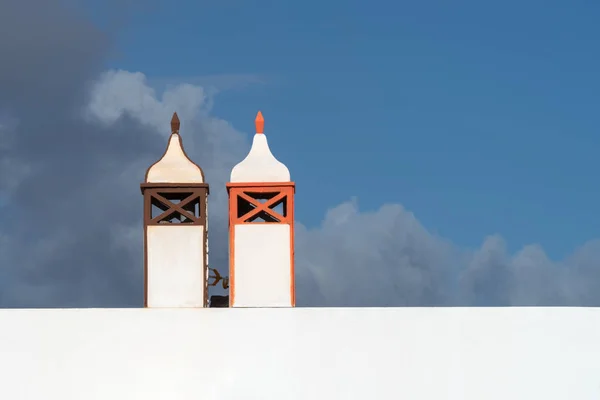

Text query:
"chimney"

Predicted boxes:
[[226, 111, 296, 307], [140, 113, 210, 307]]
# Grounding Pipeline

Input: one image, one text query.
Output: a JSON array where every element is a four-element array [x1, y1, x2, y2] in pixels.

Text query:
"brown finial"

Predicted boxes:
[[171, 112, 180, 134], [255, 111, 264, 134]]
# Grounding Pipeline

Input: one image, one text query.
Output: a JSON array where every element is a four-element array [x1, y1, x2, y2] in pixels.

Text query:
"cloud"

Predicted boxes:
[[147, 74, 267, 99], [0, 0, 150, 307], [1, 0, 600, 308], [295, 202, 600, 307]]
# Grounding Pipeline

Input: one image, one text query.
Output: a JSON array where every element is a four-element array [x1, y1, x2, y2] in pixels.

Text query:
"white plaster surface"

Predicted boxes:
[[232, 224, 292, 307], [147, 225, 205, 307], [230, 134, 290, 183], [0, 307, 599, 399], [146, 134, 204, 183]]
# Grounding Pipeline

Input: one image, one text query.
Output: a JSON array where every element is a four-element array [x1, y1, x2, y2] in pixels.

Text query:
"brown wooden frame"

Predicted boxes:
[[140, 182, 210, 307], [141, 183, 209, 226]]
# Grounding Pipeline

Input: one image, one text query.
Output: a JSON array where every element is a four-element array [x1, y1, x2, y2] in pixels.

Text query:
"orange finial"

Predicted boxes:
[[255, 111, 264, 134], [171, 112, 180, 133]]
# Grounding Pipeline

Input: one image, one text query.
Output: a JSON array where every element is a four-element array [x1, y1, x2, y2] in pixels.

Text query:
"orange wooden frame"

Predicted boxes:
[[226, 182, 296, 307]]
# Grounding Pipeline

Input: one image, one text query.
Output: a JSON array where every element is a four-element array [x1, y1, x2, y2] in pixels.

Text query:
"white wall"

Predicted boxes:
[[1, 307, 599, 400], [147, 225, 205, 307], [233, 224, 292, 307]]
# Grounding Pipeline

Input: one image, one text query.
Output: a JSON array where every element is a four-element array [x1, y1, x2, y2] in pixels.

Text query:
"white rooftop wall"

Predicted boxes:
[[0, 307, 599, 400]]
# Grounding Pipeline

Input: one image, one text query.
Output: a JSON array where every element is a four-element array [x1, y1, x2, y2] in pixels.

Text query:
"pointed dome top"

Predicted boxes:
[[255, 111, 264, 134], [230, 111, 290, 183], [171, 112, 181, 133], [145, 113, 205, 183]]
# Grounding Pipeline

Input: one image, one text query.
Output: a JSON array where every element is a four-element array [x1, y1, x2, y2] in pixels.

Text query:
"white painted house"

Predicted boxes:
[[0, 112, 599, 399]]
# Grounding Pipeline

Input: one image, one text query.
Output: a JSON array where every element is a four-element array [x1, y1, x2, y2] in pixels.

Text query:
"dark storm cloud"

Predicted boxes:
[[0, 0, 106, 111], [0, 0, 159, 306]]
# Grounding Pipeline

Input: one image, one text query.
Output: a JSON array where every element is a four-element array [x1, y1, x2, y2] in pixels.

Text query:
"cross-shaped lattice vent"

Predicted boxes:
[[144, 188, 207, 225], [236, 191, 288, 223]]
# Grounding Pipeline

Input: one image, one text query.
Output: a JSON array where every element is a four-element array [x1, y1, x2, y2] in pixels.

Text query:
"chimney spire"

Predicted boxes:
[[255, 111, 264, 134], [171, 112, 181, 134]]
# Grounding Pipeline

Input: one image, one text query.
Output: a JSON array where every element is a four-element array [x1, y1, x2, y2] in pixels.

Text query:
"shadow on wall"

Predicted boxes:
[[209, 295, 229, 308]]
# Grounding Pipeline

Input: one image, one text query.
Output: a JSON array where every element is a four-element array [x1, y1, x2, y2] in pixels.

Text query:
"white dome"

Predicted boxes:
[[145, 113, 204, 183], [230, 133, 290, 183], [230, 111, 290, 183]]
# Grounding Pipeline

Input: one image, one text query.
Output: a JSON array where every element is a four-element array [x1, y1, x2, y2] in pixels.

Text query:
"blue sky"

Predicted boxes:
[[1, 0, 600, 306], [103, 0, 600, 260]]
